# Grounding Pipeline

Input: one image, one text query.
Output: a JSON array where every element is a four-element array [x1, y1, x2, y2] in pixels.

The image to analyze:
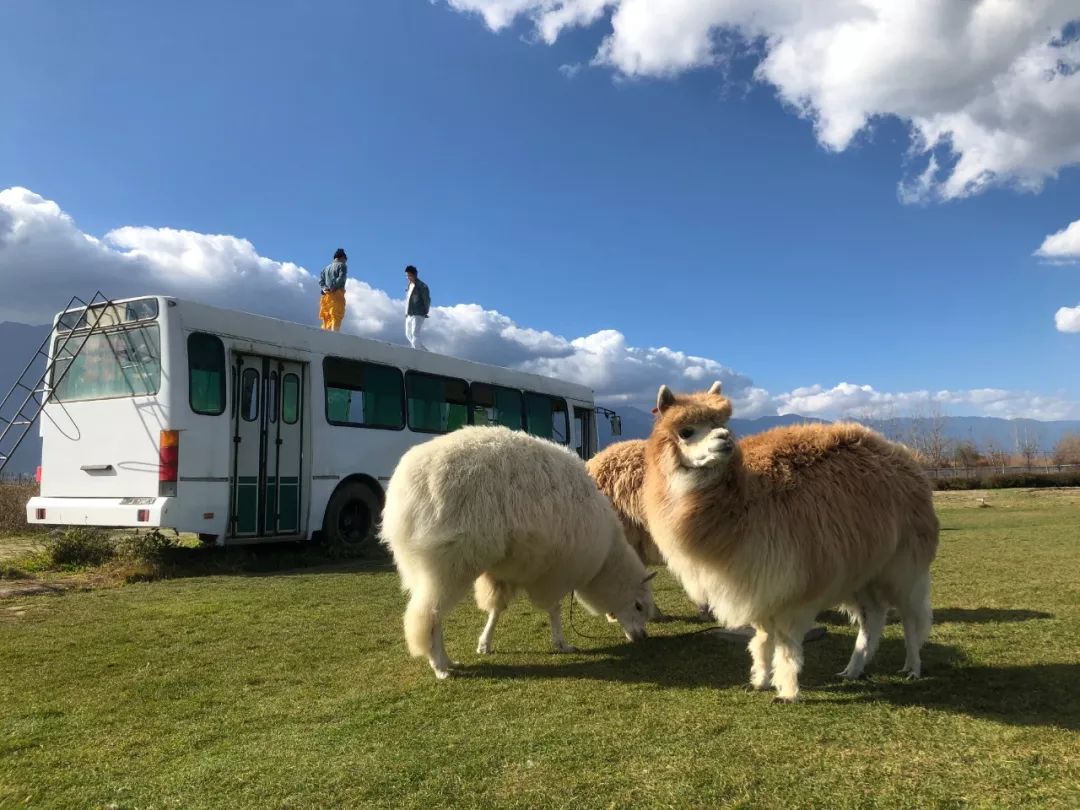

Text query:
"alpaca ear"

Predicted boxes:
[[708, 381, 723, 396], [642, 571, 658, 584], [656, 385, 676, 413]]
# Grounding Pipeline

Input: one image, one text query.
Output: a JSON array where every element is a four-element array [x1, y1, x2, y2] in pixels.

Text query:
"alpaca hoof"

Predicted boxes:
[[553, 642, 580, 654], [903, 670, 921, 681], [744, 682, 769, 692], [837, 670, 867, 681], [434, 668, 452, 680], [477, 642, 493, 655], [772, 695, 799, 705]]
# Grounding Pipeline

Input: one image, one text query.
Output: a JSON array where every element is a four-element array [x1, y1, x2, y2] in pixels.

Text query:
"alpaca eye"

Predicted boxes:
[[634, 601, 644, 612], [678, 428, 694, 440]]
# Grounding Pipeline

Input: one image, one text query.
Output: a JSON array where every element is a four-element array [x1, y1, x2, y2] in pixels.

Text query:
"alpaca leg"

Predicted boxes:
[[474, 575, 515, 654], [748, 624, 775, 691], [429, 616, 455, 680], [404, 575, 467, 680], [771, 618, 812, 703], [898, 570, 933, 678], [549, 603, 579, 653], [476, 608, 503, 655], [839, 598, 887, 680]]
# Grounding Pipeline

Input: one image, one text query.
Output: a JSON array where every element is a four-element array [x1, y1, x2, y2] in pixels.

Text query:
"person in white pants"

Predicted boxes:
[[404, 265, 431, 350]]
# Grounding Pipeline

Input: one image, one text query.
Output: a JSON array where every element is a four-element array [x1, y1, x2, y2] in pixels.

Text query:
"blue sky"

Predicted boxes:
[[1, 1, 1078, 418]]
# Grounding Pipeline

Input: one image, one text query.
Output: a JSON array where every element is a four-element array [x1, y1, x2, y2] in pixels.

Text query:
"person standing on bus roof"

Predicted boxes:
[[404, 265, 430, 350], [319, 248, 348, 331]]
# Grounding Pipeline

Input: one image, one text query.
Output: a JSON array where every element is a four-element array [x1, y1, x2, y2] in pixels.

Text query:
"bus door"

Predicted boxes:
[[231, 354, 306, 538]]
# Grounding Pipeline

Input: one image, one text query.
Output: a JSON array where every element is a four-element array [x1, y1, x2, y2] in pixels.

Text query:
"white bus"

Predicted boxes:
[[26, 295, 617, 548]]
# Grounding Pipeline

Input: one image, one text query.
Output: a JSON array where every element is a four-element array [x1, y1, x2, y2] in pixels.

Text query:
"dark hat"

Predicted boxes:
[[333, 248, 347, 260]]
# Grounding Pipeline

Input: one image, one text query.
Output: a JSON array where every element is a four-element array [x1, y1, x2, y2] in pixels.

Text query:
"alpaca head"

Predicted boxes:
[[652, 381, 736, 473]]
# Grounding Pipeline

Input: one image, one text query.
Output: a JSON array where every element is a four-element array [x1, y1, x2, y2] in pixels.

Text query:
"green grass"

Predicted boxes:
[[1, 489, 1078, 809]]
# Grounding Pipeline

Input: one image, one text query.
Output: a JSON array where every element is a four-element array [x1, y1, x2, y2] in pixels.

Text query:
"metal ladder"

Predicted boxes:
[[0, 291, 116, 477]]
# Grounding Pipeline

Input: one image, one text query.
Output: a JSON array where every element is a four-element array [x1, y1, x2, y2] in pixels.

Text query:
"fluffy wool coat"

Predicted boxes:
[[381, 426, 653, 679], [643, 383, 939, 701]]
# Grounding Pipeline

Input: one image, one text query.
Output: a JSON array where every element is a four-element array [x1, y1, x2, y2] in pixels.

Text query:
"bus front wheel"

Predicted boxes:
[[322, 481, 382, 554]]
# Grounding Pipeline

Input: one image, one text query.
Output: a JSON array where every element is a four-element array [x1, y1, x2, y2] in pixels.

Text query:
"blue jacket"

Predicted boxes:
[[320, 260, 347, 293]]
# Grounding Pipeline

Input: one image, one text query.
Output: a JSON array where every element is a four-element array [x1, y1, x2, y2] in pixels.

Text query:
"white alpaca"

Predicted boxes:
[[381, 426, 655, 680]]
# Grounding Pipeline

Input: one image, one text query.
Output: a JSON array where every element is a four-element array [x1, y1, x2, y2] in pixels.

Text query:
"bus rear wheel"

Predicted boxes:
[[322, 481, 382, 555]]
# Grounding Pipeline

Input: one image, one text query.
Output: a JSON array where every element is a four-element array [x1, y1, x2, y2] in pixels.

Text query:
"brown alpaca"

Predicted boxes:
[[642, 382, 939, 702]]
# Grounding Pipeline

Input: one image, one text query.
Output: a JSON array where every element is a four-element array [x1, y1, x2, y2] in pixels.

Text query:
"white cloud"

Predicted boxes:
[[1056, 304, 1080, 333], [774, 382, 1080, 421], [442, 1, 1080, 202], [2, 186, 1077, 420], [1036, 217, 1080, 262]]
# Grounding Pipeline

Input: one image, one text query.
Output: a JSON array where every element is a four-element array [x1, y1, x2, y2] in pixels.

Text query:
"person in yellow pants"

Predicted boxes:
[[319, 248, 348, 331]]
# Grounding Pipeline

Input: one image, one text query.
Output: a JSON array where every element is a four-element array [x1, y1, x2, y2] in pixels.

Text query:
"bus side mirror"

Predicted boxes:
[[610, 414, 622, 436]]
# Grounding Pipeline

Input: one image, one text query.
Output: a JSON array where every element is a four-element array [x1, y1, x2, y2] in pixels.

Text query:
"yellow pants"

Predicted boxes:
[[319, 289, 346, 331]]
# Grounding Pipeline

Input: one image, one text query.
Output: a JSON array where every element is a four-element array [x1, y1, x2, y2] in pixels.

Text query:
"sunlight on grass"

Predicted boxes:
[[1, 490, 1078, 808]]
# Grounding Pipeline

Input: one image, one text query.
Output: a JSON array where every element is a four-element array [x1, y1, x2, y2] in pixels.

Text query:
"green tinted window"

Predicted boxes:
[[406, 372, 469, 434], [188, 333, 226, 416], [525, 392, 569, 444], [282, 373, 300, 425], [471, 383, 523, 429], [324, 357, 404, 429], [52, 325, 161, 403]]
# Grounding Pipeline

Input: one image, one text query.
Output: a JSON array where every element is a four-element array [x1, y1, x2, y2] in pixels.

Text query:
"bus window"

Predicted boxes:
[[573, 407, 595, 460], [525, 392, 569, 444], [282, 373, 300, 425], [406, 372, 469, 434], [52, 325, 161, 402], [470, 383, 523, 429], [240, 367, 260, 422], [324, 357, 404, 429], [188, 333, 226, 415]]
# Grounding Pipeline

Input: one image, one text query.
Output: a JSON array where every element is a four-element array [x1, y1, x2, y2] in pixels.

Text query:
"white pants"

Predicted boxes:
[[405, 315, 427, 350]]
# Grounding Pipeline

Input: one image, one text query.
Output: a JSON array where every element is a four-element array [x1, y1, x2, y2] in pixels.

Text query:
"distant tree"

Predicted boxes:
[[909, 404, 951, 474], [984, 439, 1010, 474], [1053, 433, 1080, 468], [1014, 425, 1041, 472], [952, 441, 982, 476]]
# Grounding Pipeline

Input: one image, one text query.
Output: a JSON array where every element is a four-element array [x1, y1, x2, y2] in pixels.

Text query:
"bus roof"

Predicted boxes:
[[74, 295, 598, 404]]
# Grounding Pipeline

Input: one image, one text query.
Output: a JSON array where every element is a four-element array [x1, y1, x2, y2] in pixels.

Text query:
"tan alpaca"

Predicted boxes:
[[587, 440, 714, 620], [642, 382, 939, 702], [587, 440, 663, 565]]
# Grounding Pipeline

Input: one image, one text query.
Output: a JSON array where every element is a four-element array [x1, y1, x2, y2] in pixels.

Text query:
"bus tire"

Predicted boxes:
[[322, 481, 382, 555]]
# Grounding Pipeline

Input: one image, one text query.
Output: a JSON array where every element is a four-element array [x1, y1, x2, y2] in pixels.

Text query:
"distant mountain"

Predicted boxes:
[[1, 319, 1077, 476], [0, 322, 49, 476]]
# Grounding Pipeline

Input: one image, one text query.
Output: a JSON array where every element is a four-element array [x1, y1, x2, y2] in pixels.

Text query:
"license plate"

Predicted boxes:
[[120, 497, 156, 505]]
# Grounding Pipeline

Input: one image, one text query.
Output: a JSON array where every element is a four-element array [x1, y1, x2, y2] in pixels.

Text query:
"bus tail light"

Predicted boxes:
[[159, 430, 179, 497], [137, 509, 150, 522], [34, 465, 42, 484]]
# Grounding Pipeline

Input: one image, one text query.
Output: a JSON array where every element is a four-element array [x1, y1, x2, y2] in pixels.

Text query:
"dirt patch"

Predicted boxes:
[[0, 579, 66, 599]]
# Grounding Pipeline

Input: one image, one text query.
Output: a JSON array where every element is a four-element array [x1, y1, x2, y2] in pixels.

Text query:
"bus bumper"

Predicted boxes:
[[26, 497, 170, 528]]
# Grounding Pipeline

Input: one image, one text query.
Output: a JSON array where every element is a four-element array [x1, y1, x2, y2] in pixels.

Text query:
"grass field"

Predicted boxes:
[[1, 488, 1078, 809]]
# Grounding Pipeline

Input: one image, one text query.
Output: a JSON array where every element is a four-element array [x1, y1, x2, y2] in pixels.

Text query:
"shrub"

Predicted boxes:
[[934, 471, 1080, 491], [0, 482, 41, 536], [118, 529, 178, 562], [46, 528, 116, 568]]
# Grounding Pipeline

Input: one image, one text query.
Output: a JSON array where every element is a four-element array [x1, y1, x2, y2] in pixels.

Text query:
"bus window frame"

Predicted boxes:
[[524, 390, 571, 445], [404, 370, 471, 435], [322, 356, 406, 431]]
